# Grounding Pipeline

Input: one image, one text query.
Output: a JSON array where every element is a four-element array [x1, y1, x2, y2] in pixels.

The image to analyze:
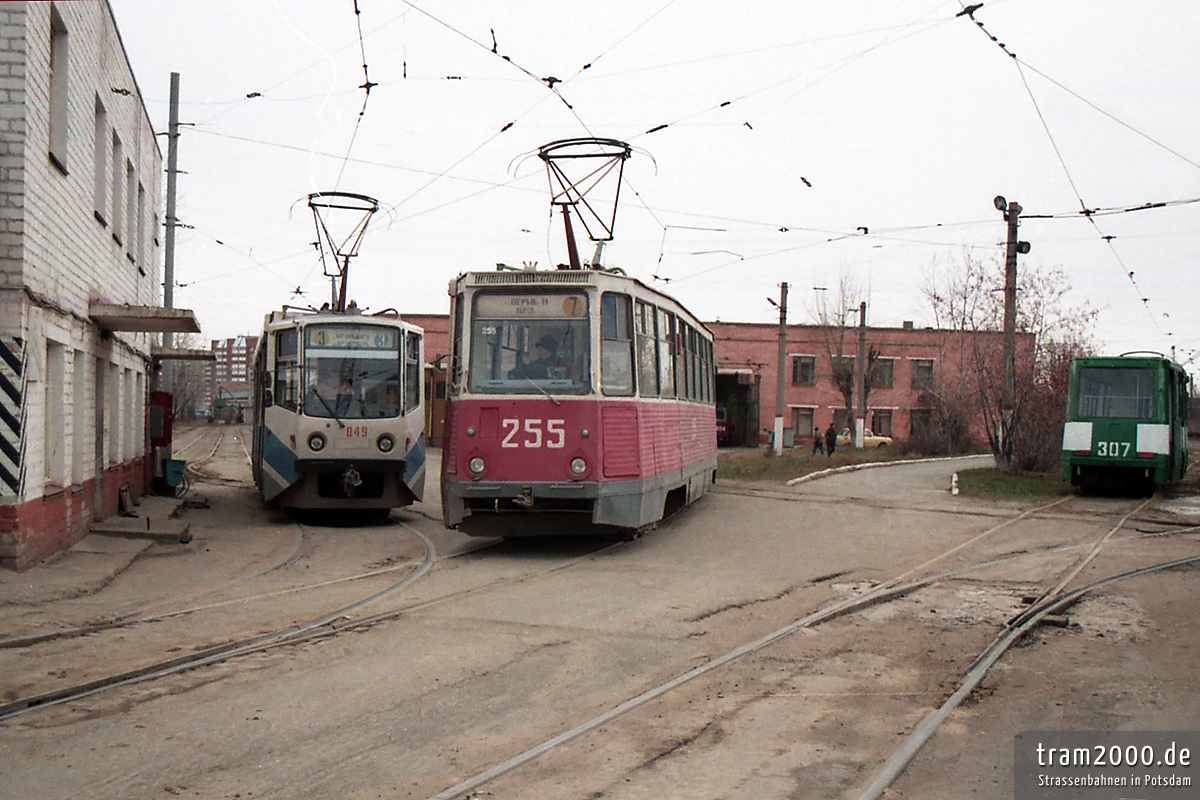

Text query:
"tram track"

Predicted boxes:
[[415, 492, 1194, 800], [0, 519, 636, 721], [0, 520, 437, 720]]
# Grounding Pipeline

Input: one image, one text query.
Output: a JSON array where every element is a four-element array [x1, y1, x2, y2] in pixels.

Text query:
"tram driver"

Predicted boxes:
[[510, 334, 560, 380], [305, 363, 361, 417]]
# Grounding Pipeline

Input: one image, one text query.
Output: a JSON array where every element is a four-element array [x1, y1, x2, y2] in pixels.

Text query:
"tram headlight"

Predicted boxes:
[[570, 457, 588, 475], [377, 434, 395, 453], [307, 433, 326, 452], [468, 456, 486, 475]]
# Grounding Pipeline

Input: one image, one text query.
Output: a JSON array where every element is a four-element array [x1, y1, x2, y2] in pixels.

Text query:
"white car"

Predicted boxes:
[[836, 428, 893, 448]]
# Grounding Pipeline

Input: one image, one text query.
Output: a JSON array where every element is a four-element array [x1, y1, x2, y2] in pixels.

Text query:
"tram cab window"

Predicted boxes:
[[1077, 367, 1154, 419], [468, 292, 590, 395], [302, 324, 402, 419], [600, 293, 634, 396]]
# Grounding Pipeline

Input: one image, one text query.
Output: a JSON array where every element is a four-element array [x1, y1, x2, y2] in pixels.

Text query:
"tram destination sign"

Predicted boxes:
[[306, 325, 397, 350], [476, 293, 587, 319]]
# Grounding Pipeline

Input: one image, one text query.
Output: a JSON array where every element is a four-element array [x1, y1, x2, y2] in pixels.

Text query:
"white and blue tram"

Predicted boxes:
[[251, 306, 426, 511]]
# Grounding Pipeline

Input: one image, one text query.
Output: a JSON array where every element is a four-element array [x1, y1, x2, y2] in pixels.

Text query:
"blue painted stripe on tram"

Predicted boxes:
[[262, 427, 298, 487], [404, 433, 426, 489]]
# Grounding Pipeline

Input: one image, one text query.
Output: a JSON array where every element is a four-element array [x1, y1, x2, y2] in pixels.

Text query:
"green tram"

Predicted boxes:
[[1062, 354, 1190, 492]]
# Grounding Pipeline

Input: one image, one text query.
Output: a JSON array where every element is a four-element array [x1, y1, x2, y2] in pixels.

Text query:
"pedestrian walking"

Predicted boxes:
[[812, 426, 825, 455], [824, 423, 837, 457]]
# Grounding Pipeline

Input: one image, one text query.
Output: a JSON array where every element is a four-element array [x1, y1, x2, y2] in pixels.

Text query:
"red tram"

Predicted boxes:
[[441, 267, 717, 537]]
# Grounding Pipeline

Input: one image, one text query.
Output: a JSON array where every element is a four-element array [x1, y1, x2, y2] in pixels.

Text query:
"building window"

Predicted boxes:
[[136, 183, 146, 271], [873, 409, 893, 437], [71, 349, 88, 482], [44, 342, 66, 487], [791, 355, 815, 385], [791, 407, 815, 440], [910, 407, 933, 438], [48, 7, 69, 172], [911, 358, 934, 388], [125, 161, 136, 259], [111, 134, 123, 243], [93, 96, 108, 222], [872, 358, 894, 388]]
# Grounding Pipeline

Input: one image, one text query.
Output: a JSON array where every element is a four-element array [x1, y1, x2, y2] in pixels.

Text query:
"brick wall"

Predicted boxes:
[[0, 2, 163, 570]]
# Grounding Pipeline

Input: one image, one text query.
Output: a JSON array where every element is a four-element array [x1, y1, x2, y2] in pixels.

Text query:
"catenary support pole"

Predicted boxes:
[[855, 300, 866, 448], [773, 282, 788, 456], [159, 71, 180, 469]]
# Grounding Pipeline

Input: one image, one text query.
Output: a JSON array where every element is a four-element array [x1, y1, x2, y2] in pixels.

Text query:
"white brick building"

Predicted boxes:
[[0, 2, 197, 570]]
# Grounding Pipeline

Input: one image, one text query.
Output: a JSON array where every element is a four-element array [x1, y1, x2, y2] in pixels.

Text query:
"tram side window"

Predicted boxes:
[[449, 294, 463, 395], [635, 301, 659, 397], [601, 293, 634, 396], [687, 326, 700, 401], [704, 338, 715, 402], [404, 331, 421, 412], [274, 328, 300, 411], [657, 309, 676, 398]]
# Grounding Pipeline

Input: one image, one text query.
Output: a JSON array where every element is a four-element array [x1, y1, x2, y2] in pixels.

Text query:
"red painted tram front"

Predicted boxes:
[[441, 269, 717, 537]]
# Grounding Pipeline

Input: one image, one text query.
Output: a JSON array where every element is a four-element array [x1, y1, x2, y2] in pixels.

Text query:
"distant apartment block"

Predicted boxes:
[[205, 336, 258, 419]]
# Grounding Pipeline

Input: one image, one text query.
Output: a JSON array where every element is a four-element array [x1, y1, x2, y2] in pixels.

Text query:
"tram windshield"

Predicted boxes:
[[303, 324, 402, 418], [1076, 366, 1154, 419], [468, 292, 590, 394]]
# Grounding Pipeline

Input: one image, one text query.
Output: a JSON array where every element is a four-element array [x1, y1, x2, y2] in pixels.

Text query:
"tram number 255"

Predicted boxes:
[[501, 418, 565, 449], [1096, 441, 1131, 457]]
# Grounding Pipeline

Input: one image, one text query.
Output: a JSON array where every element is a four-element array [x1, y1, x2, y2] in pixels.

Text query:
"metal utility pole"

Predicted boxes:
[[160, 71, 181, 466], [995, 195, 1029, 467], [855, 301, 867, 448], [772, 282, 788, 456]]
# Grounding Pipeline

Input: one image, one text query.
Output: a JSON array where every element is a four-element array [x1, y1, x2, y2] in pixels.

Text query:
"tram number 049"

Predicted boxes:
[[501, 418, 565, 449], [1096, 441, 1131, 457]]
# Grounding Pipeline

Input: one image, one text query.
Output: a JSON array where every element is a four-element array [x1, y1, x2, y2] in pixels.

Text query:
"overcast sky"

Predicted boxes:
[[108, 0, 1200, 366]]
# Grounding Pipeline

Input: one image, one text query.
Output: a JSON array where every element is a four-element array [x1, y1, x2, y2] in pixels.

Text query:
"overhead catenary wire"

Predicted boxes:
[[962, 5, 1177, 343]]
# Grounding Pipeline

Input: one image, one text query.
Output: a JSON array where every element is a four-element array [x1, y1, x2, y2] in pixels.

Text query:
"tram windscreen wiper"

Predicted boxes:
[[523, 376, 561, 406], [311, 395, 346, 428]]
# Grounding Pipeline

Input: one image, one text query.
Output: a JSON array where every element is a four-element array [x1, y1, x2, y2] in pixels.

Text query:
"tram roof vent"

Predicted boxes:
[[471, 271, 593, 286]]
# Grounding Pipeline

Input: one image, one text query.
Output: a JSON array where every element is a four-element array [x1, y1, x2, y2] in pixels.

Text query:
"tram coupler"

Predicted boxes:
[[342, 465, 363, 497], [513, 487, 535, 509]]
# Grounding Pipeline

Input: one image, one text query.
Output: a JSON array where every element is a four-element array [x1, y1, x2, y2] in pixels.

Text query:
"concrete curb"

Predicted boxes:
[[784, 453, 993, 486]]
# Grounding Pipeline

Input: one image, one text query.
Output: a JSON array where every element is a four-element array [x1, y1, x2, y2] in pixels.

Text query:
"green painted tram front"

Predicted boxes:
[[1062, 356, 1189, 488]]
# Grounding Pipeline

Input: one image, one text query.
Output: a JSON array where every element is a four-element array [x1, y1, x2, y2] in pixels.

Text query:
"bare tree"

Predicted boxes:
[[924, 252, 1096, 470], [814, 277, 880, 428], [168, 332, 208, 420]]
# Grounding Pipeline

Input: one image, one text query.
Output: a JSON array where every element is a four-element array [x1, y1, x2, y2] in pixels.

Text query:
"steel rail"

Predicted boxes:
[[0, 522, 436, 720], [855, 551, 1200, 800]]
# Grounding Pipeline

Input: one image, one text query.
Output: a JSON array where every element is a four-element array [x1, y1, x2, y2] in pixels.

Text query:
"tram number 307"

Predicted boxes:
[[1096, 441, 1132, 457], [501, 418, 566, 449]]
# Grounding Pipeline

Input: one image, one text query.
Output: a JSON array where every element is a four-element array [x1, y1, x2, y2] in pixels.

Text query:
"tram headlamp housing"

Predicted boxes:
[[570, 457, 588, 475], [468, 456, 486, 475], [307, 433, 326, 452], [377, 434, 395, 453]]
